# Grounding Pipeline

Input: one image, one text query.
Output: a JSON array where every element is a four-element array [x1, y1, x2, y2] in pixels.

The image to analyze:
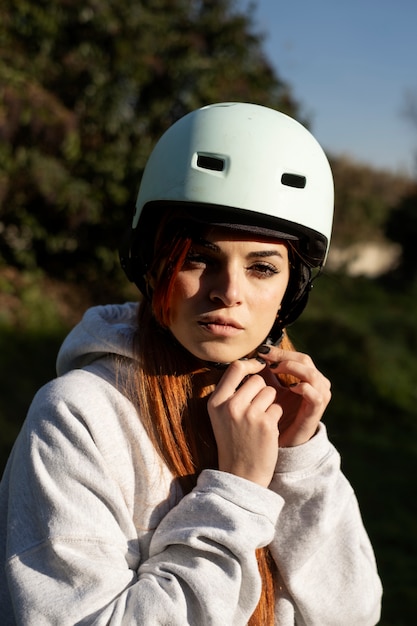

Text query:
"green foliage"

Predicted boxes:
[[0, 0, 299, 288], [330, 156, 413, 247]]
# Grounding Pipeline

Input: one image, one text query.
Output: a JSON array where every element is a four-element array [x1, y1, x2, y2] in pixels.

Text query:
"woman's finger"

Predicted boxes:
[[258, 346, 315, 370], [258, 346, 330, 391], [210, 358, 267, 404]]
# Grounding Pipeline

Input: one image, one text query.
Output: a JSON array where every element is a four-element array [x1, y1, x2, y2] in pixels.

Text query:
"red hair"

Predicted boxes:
[[151, 231, 193, 329]]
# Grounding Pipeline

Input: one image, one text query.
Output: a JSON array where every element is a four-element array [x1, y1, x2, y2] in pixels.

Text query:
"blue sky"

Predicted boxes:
[[242, 0, 417, 175]]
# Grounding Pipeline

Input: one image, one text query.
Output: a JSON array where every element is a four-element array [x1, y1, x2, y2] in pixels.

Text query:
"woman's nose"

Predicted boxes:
[[209, 268, 243, 306]]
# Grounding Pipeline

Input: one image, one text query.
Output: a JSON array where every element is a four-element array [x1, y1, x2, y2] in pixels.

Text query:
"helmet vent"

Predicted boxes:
[[197, 154, 225, 172], [281, 173, 306, 189]]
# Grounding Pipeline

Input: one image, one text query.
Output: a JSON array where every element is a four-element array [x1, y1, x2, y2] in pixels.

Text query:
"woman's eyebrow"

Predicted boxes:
[[247, 249, 284, 260], [195, 239, 284, 259]]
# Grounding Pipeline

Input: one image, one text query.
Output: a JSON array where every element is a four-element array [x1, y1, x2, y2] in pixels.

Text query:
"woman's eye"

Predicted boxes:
[[248, 263, 279, 277]]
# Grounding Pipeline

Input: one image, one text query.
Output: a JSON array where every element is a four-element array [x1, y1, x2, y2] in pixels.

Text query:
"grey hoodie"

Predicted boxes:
[[0, 303, 382, 625]]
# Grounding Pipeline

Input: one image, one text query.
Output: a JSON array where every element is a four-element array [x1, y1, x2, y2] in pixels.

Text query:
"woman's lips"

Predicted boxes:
[[198, 317, 243, 336]]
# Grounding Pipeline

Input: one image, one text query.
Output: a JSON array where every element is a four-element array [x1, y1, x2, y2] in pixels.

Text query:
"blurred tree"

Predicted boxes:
[[382, 87, 417, 284], [402, 87, 417, 174], [385, 184, 417, 283], [329, 155, 412, 247], [0, 0, 299, 294]]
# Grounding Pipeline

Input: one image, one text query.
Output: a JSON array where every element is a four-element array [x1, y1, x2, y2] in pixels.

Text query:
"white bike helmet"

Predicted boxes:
[[121, 102, 334, 342]]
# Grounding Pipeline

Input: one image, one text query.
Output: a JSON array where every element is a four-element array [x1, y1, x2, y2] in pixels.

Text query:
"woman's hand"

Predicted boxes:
[[257, 345, 331, 448], [207, 358, 282, 488]]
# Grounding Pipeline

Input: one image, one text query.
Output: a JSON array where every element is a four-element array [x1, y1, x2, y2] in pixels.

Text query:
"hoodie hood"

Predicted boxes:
[[57, 302, 139, 376]]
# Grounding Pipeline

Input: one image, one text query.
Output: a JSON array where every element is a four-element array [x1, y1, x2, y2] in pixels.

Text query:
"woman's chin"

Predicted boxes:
[[192, 345, 257, 366], [172, 329, 264, 365]]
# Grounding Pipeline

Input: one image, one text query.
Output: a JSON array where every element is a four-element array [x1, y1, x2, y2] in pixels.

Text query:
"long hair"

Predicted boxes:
[[131, 215, 297, 625]]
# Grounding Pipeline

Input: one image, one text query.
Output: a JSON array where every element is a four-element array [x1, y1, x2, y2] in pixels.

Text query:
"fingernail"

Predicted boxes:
[[257, 344, 271, 354], [255, 356, 266, 365], [269, 361, 279, 369]]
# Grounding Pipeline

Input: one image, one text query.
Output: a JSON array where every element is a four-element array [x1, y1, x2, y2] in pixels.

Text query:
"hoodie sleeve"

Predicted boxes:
[[1, 370, 283, 626], [269, 423, 383, 626]]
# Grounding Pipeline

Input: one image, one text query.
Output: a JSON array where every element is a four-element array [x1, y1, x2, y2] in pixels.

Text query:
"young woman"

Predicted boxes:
[[0, 103, 382, 625]]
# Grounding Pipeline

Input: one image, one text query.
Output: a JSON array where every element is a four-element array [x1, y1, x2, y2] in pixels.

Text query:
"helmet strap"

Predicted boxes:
[[265, 274, 314, 346]]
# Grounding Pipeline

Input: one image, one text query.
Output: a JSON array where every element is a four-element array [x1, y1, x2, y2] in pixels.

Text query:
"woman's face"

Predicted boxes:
[[167, 229, 290, 363]]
